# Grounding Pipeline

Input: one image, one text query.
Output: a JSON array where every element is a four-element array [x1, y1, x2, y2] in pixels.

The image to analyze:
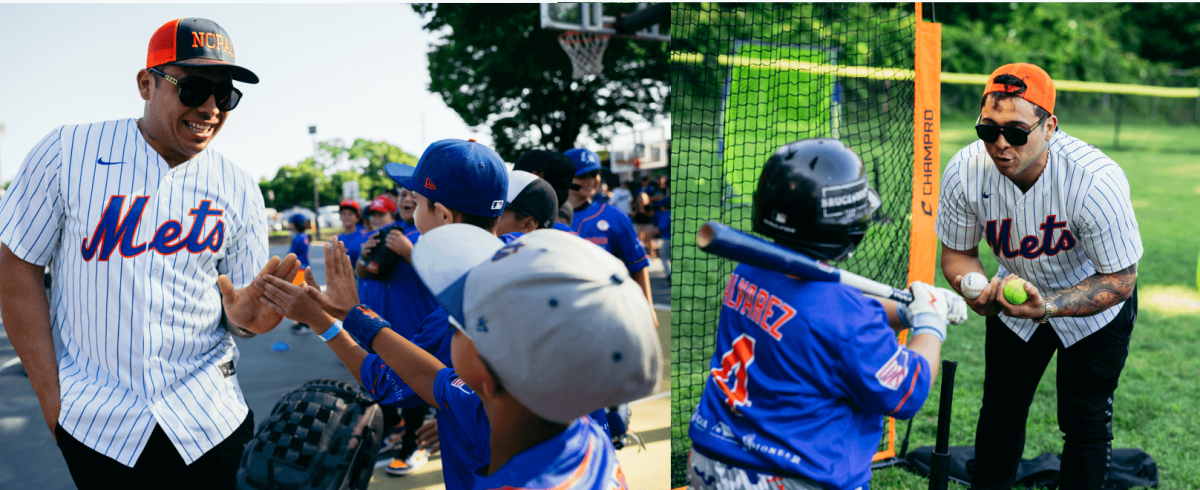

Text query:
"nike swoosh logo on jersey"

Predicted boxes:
[[982, 192, 991, 198], [96, 157, 123, 165]]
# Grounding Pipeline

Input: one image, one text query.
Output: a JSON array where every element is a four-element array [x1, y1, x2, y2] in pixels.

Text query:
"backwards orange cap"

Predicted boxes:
[[983, 63, 1055, 115]]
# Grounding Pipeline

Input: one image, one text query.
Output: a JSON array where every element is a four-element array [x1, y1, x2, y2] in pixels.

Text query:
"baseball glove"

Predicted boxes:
[[237, 379, 384, 490]]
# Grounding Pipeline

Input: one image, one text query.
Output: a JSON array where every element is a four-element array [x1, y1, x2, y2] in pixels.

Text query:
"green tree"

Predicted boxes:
[[323, 138, 418, 199], [411, 4, 669, 159], [258, 139, 418, 210]]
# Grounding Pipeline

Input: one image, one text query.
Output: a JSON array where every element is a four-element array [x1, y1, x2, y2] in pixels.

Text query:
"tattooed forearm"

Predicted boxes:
[[1046, 263, 1137, 318]]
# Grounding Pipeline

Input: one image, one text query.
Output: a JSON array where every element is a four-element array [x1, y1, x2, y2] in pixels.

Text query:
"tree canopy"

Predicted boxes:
[[411, 3, 669, 159], [258, 138, 416, 210]]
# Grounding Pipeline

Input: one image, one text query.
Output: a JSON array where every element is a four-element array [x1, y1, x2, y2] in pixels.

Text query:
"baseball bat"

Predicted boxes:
[[696, 221, 914, 304], [928, 360, 957, 490]]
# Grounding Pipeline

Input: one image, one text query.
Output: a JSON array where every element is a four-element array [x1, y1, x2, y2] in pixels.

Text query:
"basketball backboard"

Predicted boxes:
[[540, 3, 670, 42], [608, 126, 669, 173]]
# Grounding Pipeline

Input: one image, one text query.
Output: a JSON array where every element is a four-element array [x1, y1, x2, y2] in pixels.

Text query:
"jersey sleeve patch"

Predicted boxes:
[[874, 347, 910, 391]]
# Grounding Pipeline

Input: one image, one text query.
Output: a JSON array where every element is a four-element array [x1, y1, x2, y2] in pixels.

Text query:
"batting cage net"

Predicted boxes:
[[670, 3, 918, 486]]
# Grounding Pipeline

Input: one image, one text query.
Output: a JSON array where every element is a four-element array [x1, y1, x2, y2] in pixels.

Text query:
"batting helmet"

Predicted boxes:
[[753, 138, 880, 262]]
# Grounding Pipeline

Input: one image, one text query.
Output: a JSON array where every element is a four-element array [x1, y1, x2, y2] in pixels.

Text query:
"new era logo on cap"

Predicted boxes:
[[385, 140, 508, 218]]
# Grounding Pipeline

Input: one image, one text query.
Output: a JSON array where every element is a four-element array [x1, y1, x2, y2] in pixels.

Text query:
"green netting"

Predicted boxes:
[[671, 4, 917, 486]]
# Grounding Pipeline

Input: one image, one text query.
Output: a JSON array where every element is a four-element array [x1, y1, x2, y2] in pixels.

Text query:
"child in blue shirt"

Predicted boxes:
[[255, 226, 661, 490]]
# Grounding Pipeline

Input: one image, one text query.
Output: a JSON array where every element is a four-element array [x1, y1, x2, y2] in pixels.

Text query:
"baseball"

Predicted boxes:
[[1004, 278, 1029, 305], [961, 272, 987, 300]]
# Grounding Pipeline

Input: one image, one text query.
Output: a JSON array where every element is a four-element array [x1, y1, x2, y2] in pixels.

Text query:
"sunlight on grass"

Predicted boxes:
[[1139, 285, 1200, 317]]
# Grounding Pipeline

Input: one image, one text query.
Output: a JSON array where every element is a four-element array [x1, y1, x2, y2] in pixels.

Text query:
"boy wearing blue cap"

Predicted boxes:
[[256, 139, 511, 489], [564, 148, 656, 325], [255, 226, 661, 490]]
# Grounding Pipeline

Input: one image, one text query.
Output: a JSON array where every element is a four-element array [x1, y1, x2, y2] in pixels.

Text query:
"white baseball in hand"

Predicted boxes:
[[960, 272, 988, 300]]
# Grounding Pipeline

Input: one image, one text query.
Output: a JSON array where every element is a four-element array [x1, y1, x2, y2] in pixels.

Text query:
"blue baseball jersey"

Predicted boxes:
[[432, 368, 491, 490], [689, 263, 931, 489], [552, 222, 577, 235], [655, 210, 670, 241], [289, 232, 310, 268], [473, 416, 627, 490], [571, 201, 649, 273], [382, 227, 439, 341], [337, 225, 367, 265]]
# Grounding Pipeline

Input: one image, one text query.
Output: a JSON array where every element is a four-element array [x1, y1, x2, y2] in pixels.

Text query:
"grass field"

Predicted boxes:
[[672, 113, 1200, 488], [869, 116, 1200, 489]]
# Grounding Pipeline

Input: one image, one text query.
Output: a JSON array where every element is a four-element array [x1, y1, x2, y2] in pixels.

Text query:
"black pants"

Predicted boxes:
[[972, 288, 1137, 490], [57, 410, 254, 490], [399, 405, 432, 457]]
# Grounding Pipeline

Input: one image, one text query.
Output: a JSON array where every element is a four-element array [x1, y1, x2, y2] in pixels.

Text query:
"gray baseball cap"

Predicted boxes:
[[411, 224, 662, 423]]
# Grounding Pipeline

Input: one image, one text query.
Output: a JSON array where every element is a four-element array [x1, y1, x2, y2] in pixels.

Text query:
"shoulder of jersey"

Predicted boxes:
[[60, 119, 135, 150], [1049, 130, 1120, 177], [949, 140, 990, 169]]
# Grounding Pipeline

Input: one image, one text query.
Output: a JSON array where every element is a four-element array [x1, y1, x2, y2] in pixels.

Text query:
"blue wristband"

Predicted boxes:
[[319, 320, 343, 342], [343, 304, 388, 346]]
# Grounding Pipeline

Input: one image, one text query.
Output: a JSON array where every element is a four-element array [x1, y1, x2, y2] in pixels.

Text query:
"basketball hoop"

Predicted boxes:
[[558, 30, 610, 79]]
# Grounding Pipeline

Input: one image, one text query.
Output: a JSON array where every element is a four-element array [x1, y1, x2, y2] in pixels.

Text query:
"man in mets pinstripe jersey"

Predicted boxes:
[[688, 139, 957, 490], [937, 63, 1142, 490], [0, 18, 299, 488]]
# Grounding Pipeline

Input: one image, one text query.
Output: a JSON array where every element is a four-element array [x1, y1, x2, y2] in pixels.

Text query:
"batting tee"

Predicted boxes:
[[670, 3, 941, 486]]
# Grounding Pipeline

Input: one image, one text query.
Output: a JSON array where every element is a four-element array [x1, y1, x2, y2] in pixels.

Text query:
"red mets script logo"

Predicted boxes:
[[80, 196, 224, 262]]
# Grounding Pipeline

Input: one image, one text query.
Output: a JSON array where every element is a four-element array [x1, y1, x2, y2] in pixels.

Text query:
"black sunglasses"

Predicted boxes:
[[148, 67, 242, 111], [975, 113, 1049, 146]]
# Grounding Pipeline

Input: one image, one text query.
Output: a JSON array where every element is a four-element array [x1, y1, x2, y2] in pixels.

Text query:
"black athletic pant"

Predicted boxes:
[[57, 410, 254, 490], [399, 404, 432, 457], [971, 288, 1137, 490]]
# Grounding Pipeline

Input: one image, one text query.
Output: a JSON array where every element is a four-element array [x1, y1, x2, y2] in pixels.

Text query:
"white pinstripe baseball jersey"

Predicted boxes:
[[0, 118, 268, 466], [936, 130, 1142, 347]]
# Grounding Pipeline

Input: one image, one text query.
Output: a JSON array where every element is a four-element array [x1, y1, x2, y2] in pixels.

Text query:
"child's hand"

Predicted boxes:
[[384, 229, 414, 258], [416, 419, 440, 455], [256, 274, 332, 328], [309, 239, 360, 319], [361, 234, 380, 258]]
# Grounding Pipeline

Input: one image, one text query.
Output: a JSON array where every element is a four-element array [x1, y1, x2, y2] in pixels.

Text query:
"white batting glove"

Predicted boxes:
[[907, 281, 949, 342], [932, 287, 968, 325]]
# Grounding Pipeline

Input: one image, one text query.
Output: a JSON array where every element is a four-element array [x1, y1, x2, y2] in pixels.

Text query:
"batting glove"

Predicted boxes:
[[907, 281, 949, 342], [933, 287, 969, 325]]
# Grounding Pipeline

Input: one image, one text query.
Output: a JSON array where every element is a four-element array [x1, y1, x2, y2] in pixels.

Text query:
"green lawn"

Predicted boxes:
[[672, 114, 1200, 488], [870, 117, 1200, 489]]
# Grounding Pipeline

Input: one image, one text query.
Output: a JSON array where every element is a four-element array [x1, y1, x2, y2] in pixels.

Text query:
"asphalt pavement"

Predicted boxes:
[[0, 239, 671, 489]]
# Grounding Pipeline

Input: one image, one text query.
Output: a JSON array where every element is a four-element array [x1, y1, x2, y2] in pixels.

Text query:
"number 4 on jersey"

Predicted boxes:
[[711, 334, 756, 414]]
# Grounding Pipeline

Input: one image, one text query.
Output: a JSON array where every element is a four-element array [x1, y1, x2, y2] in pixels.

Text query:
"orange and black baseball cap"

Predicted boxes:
[[147, 18, 259, 84], [983, 63, 1054, 114]]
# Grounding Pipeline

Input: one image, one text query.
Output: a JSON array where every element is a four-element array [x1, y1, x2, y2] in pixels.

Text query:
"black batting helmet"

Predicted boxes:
[[753, 138, 880, 262]]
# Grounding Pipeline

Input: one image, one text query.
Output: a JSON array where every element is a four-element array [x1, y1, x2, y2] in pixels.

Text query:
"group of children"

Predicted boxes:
[[272, 139, 663, 489]]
